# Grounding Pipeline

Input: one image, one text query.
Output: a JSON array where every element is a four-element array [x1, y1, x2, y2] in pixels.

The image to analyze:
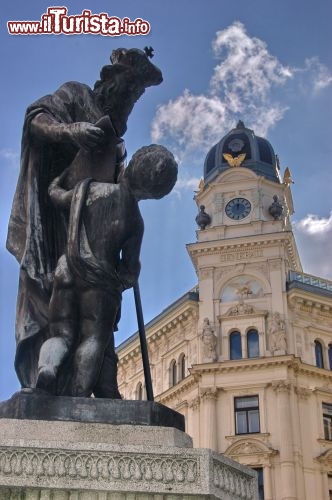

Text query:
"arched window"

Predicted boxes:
[[328, 344, 332, 370], [136, 382, 143, 400], [179, 353, 186, 381], [315, 340, 324, 368], [170, 359, 177, 387], [230, 331, 242, 360], [247, 329, 259, 358]]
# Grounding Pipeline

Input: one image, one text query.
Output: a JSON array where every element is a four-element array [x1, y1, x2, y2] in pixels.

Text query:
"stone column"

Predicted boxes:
[[188, 396, 201, 448], [272, 381, 296, 500], [200, 388, 218, 451], [294, 386, 311, 500], [258, 331, 264, 357], [263, 464, 273, 500], [321, 471, 329, 500], [241, 333, 247, 359]]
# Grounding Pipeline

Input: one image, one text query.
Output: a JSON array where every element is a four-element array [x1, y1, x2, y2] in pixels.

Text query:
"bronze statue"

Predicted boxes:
[[6, 48, 176, 397]]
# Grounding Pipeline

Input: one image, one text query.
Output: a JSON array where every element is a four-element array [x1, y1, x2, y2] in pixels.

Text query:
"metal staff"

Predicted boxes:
[[133, 281, 154, 401]]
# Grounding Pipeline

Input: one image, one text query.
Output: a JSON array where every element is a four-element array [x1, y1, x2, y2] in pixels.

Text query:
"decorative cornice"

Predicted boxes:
[[155, 375, 197, 405], [288, 293, 332, 318], [188, 234, 295, 257], [189, 356, 332, 381], [0, 446, 199, 486]]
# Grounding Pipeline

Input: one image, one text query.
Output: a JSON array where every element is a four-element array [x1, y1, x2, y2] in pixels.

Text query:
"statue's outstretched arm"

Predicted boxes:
[[30, 113, 105, 151]]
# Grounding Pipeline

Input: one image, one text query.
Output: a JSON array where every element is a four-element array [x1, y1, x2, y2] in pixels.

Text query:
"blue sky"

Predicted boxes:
[[1, 0, 331, 400]]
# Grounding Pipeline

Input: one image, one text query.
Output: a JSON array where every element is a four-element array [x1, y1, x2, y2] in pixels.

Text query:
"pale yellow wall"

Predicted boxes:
[[117, 166, 332, 500]]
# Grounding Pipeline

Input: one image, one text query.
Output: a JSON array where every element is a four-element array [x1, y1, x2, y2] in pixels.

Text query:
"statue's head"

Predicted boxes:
[[94, 48, 163, 137], [124, 145, 178, 200]]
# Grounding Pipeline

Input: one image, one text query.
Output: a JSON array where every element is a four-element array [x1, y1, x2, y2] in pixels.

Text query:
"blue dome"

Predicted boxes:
[[204, 121, 281, 184]]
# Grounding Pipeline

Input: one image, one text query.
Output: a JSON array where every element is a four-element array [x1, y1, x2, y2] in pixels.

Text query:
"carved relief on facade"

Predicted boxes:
[[225, 438, 278, 467], [200, 387, 218, 401], [226, 302, 255, 317], [267, 312, 287, 355], [221, 276, 264, 303], [221, 302, 266, 319], [200, 318, 218, 362], [188, 396, 200, 411], [271, 380, 292, 393]]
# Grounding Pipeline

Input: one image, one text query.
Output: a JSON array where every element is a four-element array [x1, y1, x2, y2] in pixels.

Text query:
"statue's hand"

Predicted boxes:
[[66, 122, 104, 150]]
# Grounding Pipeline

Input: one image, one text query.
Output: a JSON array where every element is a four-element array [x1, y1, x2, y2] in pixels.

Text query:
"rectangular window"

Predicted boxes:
[[323, 403, 332, 440], [235, 396, 260, 434], [253, 468, 265, 500]]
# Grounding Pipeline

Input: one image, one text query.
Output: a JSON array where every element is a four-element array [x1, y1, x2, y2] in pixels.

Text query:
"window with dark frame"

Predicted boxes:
[[235, 395, 260, 434], [323, 403, 332, 441], [136, 382, 143, 400], [179, 353, 186, 381], [328, 344, 332, 371], [252, 467, 265, 500], [170, 359, 177, 387], [315, 340, 324, 368], [230, 331, 242, 360], [247, 329, 259, 358]]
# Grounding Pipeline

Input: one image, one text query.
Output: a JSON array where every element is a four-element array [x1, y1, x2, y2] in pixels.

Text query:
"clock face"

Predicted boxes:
[[225, 198, 251, 220]]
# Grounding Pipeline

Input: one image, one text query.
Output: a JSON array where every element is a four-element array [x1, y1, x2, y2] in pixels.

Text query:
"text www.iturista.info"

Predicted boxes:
[[7, 7, 151, 36]]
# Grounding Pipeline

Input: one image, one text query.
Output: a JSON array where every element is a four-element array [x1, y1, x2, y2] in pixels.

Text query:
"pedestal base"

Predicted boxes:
[[0, 394, 258, 499], [0, 390, 184, 431]]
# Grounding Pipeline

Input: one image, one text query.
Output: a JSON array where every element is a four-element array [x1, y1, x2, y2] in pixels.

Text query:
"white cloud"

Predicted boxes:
[[151, 22, 332, 158], [304, 57, 332, 93], [152, 90, 231, 158], [294, 212, 332, 280], [0, 149, 19, 170], [175, 176, 201, 191], [171, 175, 201, 199], [210, 22, 293, 100]]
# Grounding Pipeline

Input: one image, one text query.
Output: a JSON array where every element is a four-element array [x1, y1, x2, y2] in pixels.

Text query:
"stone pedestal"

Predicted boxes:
[[0, 393, 258, 499]]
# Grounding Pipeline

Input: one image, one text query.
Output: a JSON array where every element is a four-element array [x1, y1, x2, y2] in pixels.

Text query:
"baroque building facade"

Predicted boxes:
[[117, 122, 332, 500]]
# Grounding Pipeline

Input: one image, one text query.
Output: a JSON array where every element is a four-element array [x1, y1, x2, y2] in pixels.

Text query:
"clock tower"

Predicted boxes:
[[117, 120, 332, 500], [188, 120, 302, 361]]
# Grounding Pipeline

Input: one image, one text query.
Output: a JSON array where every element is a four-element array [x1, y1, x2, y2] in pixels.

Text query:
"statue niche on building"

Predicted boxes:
[[201, 318, 218, 362], [6, 48, 178, 400]]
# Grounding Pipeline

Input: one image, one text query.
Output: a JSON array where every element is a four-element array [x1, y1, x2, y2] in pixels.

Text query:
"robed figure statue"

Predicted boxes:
[[6, 48, 177, 398]]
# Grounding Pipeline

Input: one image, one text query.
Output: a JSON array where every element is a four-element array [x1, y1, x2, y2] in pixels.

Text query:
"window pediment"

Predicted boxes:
[[219, 303, 267, 319], [225, 437, 278, 458]]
